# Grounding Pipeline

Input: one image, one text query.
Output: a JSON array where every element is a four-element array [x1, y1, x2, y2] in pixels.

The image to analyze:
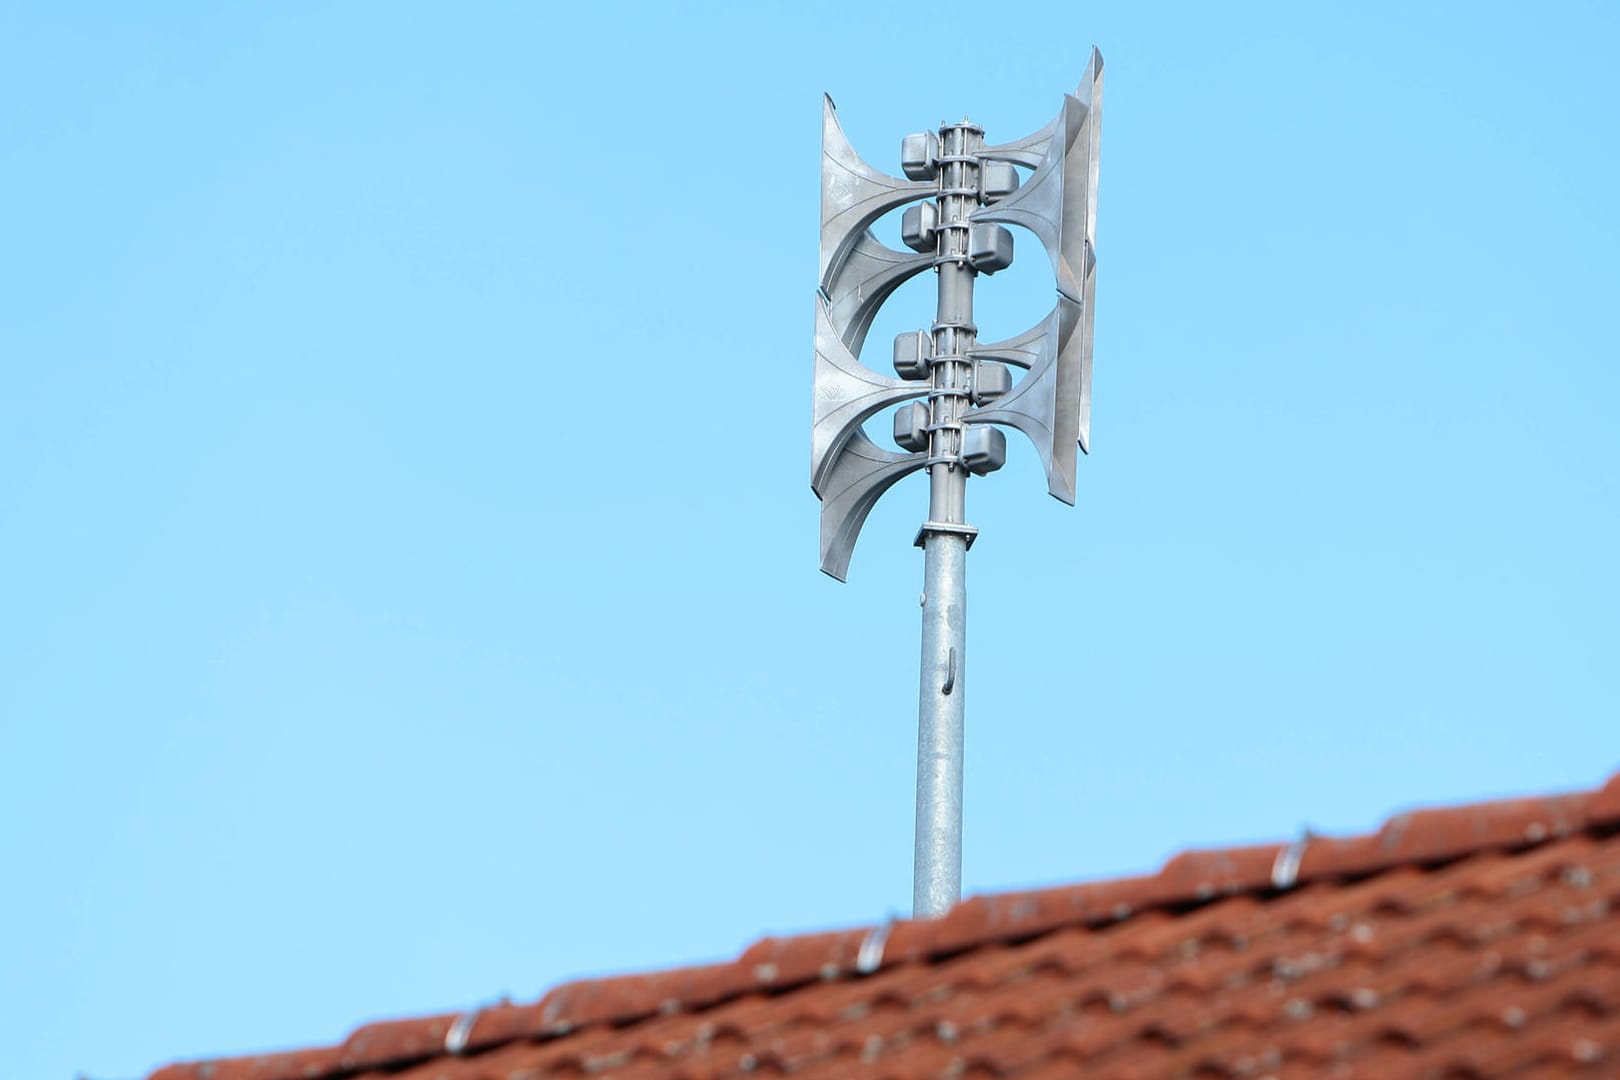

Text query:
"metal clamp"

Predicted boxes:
[[913, 521, 978, 549]]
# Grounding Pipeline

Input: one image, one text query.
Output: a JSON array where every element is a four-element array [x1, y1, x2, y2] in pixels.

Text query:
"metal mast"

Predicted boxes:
[[812, 52, 1104, 918], [913, 119, 981, 916]]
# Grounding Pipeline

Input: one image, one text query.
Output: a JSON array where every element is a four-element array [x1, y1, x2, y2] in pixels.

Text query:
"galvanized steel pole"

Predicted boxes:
[[913, 535, 967, 915], [913, 121, 982, 917]]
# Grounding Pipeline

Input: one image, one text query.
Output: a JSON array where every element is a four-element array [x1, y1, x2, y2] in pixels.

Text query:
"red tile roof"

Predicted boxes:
[[148, 772, 1620, 1079]]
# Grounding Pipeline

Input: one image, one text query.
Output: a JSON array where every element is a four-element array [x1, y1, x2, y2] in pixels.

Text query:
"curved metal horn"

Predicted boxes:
[[820, 95, 935, 291], [969, 49, 1102, 307], [970, 315, 1049, 370], [968, 296, 1083, 505], [811, 293, 928, 496], [818, 430, 925, 581], [823, 228, 933, 356], [978, 110, 1061, 170]]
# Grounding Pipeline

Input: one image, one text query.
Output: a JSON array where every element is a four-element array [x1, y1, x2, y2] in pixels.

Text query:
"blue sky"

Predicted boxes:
[[2, 3, 1616, 1077]]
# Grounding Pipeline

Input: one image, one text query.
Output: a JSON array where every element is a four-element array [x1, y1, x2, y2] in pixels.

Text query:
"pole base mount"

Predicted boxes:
[[914, 521, 979, 549]]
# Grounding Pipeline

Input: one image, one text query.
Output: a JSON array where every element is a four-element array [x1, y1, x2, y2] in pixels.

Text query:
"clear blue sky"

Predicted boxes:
[[3, 3, 1616, 1077]]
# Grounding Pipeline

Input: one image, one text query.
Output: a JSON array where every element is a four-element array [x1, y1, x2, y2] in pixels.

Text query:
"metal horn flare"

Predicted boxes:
[[811, 293, 928, 496], [968, 295, 1083, 505], [970, 48, 1102, 307], [823, 228, 933, 356], [818, 430, 925, 581], [820, 95, 935, 291]]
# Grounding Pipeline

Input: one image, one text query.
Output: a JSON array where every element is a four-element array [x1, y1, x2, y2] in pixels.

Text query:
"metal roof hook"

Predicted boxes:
[[856, 918, 896, 975], [1271, 827, 1318, 891], [444, 1007, 482, 1056]]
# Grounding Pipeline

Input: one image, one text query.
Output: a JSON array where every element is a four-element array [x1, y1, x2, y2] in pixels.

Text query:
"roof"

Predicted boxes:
[[148, 771, 1620, 1079]]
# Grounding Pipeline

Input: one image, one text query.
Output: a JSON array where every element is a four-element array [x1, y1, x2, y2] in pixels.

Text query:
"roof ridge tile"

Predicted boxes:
[[1295, 792, 1596, 884]]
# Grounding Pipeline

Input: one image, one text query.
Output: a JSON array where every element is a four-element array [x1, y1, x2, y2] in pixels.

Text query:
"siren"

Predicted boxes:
[[820, 95, 935, 356], [811, 294, 928, 497], [969, 296, 1083, 504], [969, 48, 1103, 470], [973, 50, 1102, 306], [809, 57, 1106, 919], [820, 95, 935, 293], [812, 95, 938, 573], [811, 52, 1102, 578]]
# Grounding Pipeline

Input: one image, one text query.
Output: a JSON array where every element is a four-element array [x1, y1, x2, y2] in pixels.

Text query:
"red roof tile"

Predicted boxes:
[[148, 771, 1620, 1079]]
